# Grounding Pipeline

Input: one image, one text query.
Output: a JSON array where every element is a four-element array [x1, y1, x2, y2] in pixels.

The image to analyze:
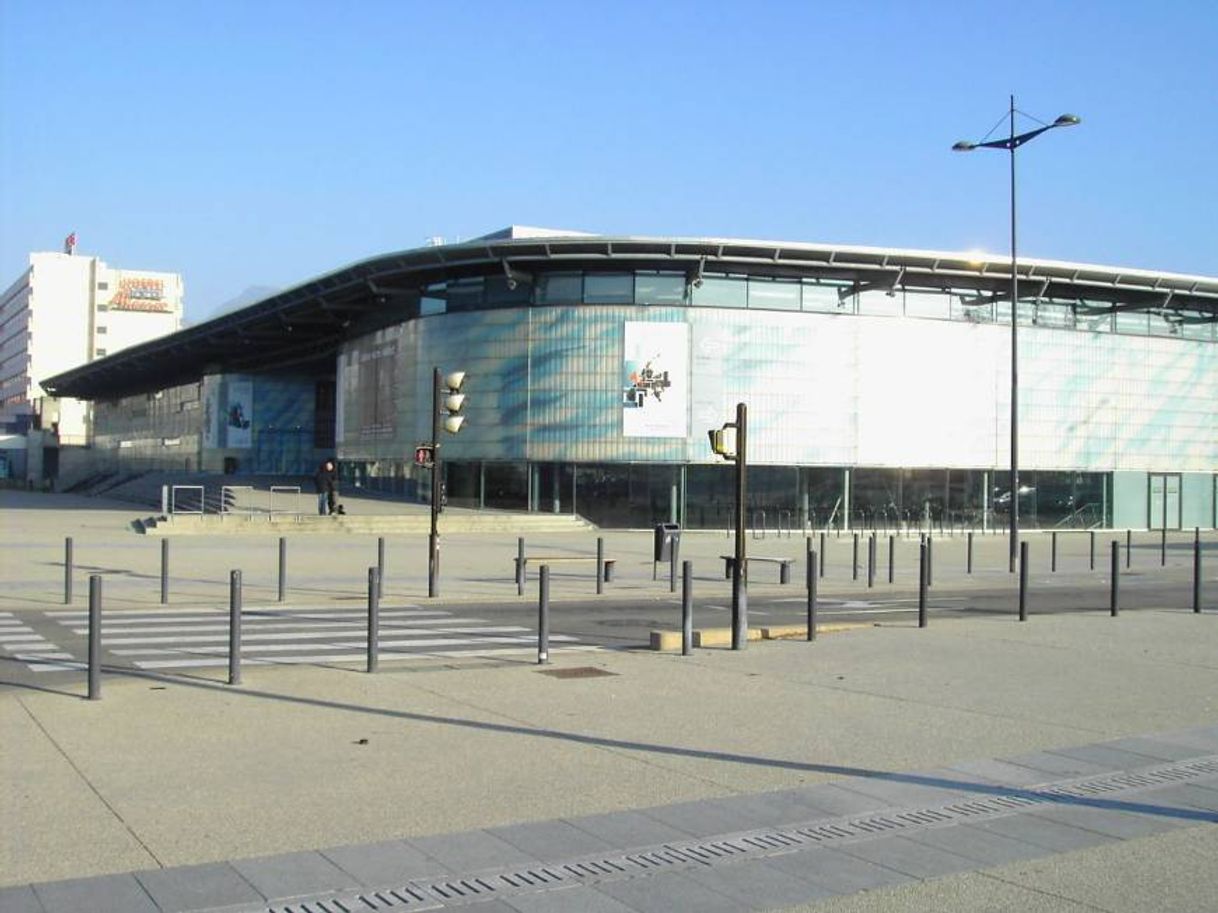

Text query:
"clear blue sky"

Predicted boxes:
[[3, 0, 1216, 323]]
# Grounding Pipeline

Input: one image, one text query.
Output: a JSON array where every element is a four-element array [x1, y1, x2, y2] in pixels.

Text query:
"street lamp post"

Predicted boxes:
[[954, 96, 1079, 572]]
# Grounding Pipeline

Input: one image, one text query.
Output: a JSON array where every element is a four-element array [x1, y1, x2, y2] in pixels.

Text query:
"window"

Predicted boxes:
[[95, 348, 106, 357], [97, 282, 108, 290], [537, 273, 582, 304], [748, 279, 800, 310], [584, 273, 634, 304], [692, 276, 746, 308], [905, 291, 951, 319], [635, 272, 686, 305], [802, 282, 850, 313], [95, 325, 107, 335], [97, 303, 109, 312], [446, 278, 483, 312]]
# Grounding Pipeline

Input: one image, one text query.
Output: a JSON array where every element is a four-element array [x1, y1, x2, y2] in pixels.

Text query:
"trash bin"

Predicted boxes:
[[654, 522, 681, 562]]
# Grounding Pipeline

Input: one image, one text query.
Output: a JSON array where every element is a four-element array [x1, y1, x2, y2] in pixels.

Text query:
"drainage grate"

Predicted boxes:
[[536, 666, 618, 679], [264, 754, 1218, 912]]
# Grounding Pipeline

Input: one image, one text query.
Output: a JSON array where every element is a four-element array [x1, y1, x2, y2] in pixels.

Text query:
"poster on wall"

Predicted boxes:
[[225, 380, 253, 449], [622, 322, 689, 438], [201, 375, 219, 449]]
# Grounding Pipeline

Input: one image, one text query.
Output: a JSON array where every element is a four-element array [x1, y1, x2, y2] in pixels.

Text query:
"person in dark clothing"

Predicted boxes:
[[314, 460, 337, 515]]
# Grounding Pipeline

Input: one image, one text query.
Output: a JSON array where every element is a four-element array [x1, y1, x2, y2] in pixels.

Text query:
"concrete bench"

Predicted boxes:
[[721, 555, 794, 584], [515, 555, 615, 583]]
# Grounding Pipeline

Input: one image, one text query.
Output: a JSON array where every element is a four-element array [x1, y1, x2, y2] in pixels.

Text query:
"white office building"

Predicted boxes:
[[0, 250, 183, 479]]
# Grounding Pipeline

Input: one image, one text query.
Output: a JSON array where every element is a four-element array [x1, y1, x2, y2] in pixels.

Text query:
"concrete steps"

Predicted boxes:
[[138, 510, 595, 536]]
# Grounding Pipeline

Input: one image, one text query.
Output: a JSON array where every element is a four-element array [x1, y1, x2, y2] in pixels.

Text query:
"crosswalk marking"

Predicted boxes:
[[0, 614, 71, 672], [36, 604, 594, 672]]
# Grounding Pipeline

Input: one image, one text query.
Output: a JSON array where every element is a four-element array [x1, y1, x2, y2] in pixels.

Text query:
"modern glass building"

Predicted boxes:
[[44, 227, 1218, 530]]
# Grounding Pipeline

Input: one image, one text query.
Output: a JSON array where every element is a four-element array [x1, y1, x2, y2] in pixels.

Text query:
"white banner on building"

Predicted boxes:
[[201, 375, 220, 449], [225, 380, 253, 449], [622, 322, 688, 438]]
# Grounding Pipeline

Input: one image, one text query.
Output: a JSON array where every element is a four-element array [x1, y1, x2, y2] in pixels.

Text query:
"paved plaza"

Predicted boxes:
[[2, 490, 1216, 912]]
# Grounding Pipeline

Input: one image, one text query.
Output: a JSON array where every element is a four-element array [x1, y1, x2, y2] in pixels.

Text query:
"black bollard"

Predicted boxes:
[[1111, 542, 1120, 617], [1126, 529, 1132, 569], [278, 537, 287, 602], [1090, 530, 1095, 571], [682, 560, 693, 656], [517, 536, 525, 596], [888, 534, 894, 584], [367, 567, 379, 673], [669, 534, 678, 594], [228, 570, 242, 686], [596, 536, 605, 595], [1194, 529, 1202, 614], [1051, 531, 1057, 573], [87, 575, 102, 700], [918, 543, 928, 628], [819, 532, 826, 578], [64, 537, 73, 605], [1019, 541, 1029, 622], [927, 535, 933, 587], [807, 549, 818, 641], [538, 565, 550, 664], [377, 537, 386, 600], [1161, 528, 1167, 567], [967, 531, 973, 574], [160, 538, 169, 604], [867, 535, 875, 588]]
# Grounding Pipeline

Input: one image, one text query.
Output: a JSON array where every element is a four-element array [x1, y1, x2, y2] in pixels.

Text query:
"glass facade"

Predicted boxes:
[[325, 264, 1216, 529]]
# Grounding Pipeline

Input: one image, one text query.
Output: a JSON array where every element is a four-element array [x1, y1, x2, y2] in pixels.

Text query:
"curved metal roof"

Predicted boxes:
[[43, 232, 1218, 400]]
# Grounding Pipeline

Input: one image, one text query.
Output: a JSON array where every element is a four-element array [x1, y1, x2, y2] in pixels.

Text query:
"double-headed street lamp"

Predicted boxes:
[[953, 96, 1079, 572]]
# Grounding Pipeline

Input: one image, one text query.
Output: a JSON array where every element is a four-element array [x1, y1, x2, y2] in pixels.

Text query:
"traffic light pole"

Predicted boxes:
[[429, 367, 441, 598], [731, 402, 748, 650]]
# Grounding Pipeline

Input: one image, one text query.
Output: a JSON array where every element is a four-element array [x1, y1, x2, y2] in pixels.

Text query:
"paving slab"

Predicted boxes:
[[1026, 802, 1194, 841], [594, 868, 750, 913], [903, 819, 1051, 866], [504, 884, 638, 912], [319, 838, 453, 885], [834, 833, 978, 879], [762, 845, 914, 895], [408, 830, 541, 875], [30, 873, 158, 913], [484, 819, 618, 863], [959, 814, 1117, 854], [132, 862, 261, 913], [227, 850, 358, 902], [0, 885, 45, 913], [683, 856, 838, 909]]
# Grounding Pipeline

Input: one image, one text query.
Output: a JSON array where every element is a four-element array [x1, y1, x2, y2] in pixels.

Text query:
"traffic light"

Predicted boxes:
[[442, 371, 466, 434], [708, 424, 738, 460]]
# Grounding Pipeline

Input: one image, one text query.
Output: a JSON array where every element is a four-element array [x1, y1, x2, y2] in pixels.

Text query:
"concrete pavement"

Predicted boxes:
[[2, 490, 1217, 912]]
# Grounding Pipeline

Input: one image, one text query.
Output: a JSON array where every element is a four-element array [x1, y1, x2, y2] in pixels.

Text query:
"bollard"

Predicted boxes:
[[160, 538, 169, 604], [517, 537, 525, 596], [867, 535, 875, 588], [852, 533, 859, 581], [807, 549, 818, 641], [927, 535, 933, 587], [1110, 542, 1120, 617], [1019, 541, 1029, 622], [64, 537, 74, 605], [819, 532, 826, 578], [1161, 527, 1166, 567], [538, 565, 550, 664], [1194, 529, 1202, 614], [669, 534, 678, 594], [1051, 531, 1057, 573], [278, 537, 287, 602], [918, 543, 928, 628], [377, 537, 386, 600], [1090, 530, 1095, 571], [681, 560, 693, 656], [888, 534, 894, 584], [367, 567, 380, 673], [87, 575, 102, 700], [1126, 529, 1132, 569], [228, 570, 242, 686], [967, 531, 974, 574], [596, 537, 605, 595]]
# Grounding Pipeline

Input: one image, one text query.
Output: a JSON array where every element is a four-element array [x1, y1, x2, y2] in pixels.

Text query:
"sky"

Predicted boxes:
[[2, 0, 1216, 324]]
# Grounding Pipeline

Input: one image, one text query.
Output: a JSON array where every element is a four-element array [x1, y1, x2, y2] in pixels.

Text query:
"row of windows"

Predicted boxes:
[[417, 272, 1216, 340]]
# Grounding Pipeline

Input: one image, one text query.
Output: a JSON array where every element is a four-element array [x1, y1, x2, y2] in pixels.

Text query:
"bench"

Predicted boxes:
[[514, 556, 616, 583], [721, 555, 794, 584]]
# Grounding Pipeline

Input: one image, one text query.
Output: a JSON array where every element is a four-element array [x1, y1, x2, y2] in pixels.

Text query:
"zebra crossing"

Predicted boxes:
[[0, 611, 79, 672], [42, 604, 592, 671]]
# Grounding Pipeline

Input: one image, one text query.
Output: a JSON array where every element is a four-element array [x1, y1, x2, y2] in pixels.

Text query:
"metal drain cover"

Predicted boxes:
[[537, 666, 618, 679]]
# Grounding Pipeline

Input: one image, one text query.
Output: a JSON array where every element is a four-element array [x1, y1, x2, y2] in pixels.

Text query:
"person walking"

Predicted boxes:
[[314, 460, 337, 515]]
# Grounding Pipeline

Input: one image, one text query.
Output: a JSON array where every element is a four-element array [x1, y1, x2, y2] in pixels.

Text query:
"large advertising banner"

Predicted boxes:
[[622, 322, 688, 438], [225, 380, 253, 449], [201, 375, 220, 449]]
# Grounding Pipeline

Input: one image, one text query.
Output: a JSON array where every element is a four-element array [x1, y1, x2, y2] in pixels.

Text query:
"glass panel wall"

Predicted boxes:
[[635, 272, 687, 305], [584, 273, 634, 304], [692, 276, 747, 308], [748, 279, 801, 311]]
